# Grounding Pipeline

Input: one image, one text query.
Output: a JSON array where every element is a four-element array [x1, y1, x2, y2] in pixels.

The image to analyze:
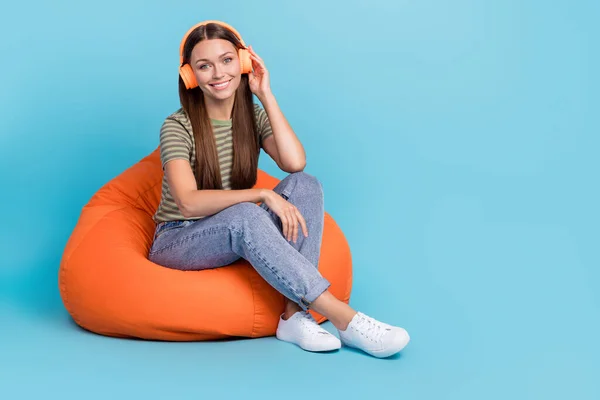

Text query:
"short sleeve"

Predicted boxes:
[[254, 103, 273, 148], [159, 118, 193, 170]]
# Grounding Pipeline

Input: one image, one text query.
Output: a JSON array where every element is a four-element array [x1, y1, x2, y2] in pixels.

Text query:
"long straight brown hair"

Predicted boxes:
[[178, 23, 260, 190]]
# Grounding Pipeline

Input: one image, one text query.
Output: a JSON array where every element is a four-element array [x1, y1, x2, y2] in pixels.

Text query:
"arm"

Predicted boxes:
[[165, 159, 266, 218], [259, 92, 307, 172], [246, 45, 306, 172], [159, 117, 265, 218]]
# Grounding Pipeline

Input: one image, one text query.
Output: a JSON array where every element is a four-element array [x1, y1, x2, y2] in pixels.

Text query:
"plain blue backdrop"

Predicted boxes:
[[1, 0, 598, 398]]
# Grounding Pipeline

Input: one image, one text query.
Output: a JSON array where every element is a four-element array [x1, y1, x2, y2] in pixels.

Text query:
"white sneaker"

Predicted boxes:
[[276, 311, 342, 352], [338, 312, 410, 358]]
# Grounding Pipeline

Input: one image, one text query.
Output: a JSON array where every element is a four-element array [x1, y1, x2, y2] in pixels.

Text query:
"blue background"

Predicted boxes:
[[1, 0, 598, 398]]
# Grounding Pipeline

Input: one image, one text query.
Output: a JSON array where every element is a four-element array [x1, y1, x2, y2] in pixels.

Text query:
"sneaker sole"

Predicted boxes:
[[342, 330, 410, 358], [276, 330, 341, 352]]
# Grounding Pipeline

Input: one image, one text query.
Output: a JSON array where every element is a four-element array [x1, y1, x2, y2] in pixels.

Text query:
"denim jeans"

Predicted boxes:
[[148, 171, 331, 311]]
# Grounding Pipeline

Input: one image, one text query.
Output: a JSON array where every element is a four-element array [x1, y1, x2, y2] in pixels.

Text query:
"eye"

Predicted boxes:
[[224, 57, 232, 63], [198, 64, 209, 70]]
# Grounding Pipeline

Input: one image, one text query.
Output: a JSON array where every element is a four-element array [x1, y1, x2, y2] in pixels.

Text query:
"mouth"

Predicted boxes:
[[209, 79, 233, 90]]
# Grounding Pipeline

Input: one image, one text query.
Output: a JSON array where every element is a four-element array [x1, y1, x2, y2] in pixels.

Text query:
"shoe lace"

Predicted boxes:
[[355, 315, 391, 342], [300, 312, 330, 336]]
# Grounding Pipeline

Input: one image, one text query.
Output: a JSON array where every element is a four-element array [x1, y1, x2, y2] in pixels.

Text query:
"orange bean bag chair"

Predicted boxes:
[[58, 148, 353, 341]]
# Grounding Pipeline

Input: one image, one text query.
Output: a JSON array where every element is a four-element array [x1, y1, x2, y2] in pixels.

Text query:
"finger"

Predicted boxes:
[[253, 53, 264, 64], [289, 208, 298, 243], [285, 210, 295, 242], [250, 57, 262, 71], [250, 56, 263, 72], [278, 210, 286, 239], [292, 212, 299, 243], [281, 211, 291, 241], [286, 210, 295, 242], [295, 209, 309, 237], [249, 54, 265, 68]]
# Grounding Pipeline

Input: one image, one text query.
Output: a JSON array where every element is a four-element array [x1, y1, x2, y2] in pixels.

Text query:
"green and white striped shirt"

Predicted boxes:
[[153, 103, 273, 223]]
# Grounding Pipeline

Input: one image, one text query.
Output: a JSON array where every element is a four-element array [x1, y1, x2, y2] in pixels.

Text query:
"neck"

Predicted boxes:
[[204, 94, 235, 121]]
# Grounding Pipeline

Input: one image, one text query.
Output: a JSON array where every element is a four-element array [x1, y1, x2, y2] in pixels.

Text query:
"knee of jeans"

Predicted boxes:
[[292, 171, 323, 195]]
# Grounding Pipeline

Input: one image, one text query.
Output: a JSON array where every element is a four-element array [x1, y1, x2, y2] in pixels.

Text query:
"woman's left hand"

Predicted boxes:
[[247, 45, 271, 99]]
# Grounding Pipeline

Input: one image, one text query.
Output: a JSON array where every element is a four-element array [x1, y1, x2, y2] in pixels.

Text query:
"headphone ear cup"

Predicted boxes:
[[238, 48, 252, 74], [179, 64, 198, 89]]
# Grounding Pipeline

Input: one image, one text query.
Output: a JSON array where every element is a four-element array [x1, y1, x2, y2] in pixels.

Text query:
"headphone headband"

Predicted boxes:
[[179, 20, 247, 66]]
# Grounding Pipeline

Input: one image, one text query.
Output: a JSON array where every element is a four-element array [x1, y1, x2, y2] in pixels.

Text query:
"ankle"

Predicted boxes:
[[310, 291, 358, 330], [282, 311, 299, 320], [283, 302, 302, 320], [331, 311, 357, 331]]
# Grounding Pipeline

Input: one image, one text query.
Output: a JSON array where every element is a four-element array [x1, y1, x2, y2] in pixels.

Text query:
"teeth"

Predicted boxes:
[[212, 81, 229, 87]]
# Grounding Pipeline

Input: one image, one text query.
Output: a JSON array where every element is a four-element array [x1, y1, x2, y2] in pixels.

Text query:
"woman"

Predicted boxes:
[[148, 20, 410, 358]]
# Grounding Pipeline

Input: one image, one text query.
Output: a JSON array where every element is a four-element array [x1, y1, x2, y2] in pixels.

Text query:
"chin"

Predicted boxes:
[[210, 91, 236, 102]]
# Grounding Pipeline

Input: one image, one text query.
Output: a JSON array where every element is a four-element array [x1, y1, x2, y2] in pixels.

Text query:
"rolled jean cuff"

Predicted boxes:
[[298, 276, 331, 311]]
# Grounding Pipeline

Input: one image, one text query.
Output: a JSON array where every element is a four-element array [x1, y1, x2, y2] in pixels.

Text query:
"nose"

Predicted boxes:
[[212, 64, 225, 79]]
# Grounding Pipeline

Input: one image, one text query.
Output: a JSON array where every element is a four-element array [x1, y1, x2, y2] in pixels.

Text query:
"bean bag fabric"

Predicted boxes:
[[58, 148, 353, 341]]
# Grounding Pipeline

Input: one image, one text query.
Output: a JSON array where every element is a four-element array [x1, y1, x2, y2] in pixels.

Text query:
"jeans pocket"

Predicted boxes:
[[154, 220, 190, 241], [149, 220, 197, 256]]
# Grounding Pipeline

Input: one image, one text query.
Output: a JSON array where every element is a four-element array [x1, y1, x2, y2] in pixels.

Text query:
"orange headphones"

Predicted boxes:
[[179, 20, 253, 90]]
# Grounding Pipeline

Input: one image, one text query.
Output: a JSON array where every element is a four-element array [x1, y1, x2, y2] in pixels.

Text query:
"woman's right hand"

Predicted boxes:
[[260, 189, 308, 243]]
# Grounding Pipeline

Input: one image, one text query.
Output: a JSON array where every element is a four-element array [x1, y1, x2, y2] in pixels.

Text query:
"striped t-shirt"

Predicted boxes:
[[153, 103, 273, 223]]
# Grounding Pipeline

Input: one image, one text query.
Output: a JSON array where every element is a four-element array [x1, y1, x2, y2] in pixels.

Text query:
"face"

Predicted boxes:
[[190, 39, 241, 100]]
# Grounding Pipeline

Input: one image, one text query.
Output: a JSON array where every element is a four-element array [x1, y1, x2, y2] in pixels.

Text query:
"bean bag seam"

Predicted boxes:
[[132, 178, 163, 217], [247, 266, 258, 337]]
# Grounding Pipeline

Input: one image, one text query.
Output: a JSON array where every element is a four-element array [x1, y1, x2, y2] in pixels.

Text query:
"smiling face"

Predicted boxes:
[[190, 38, 241, 101]]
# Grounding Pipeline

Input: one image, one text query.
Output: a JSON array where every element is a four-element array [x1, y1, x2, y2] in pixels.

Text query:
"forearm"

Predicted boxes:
[[182, 188, 266, 218]]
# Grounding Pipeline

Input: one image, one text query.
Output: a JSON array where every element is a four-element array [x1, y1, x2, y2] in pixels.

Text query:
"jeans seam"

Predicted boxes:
[[149, 226, 229, 256], [154, 226, 180, 241], [304, 275, 331, 305], [228, 226, 304, 302], [149, 209, 310, 309]]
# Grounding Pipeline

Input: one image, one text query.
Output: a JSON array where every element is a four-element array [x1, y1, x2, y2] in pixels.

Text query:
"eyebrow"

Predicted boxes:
[[195, 52, 234, 64]]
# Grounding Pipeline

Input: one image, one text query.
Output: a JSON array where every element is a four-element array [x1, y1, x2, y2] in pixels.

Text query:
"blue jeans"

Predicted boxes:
[[148, 171, 331, 311]]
